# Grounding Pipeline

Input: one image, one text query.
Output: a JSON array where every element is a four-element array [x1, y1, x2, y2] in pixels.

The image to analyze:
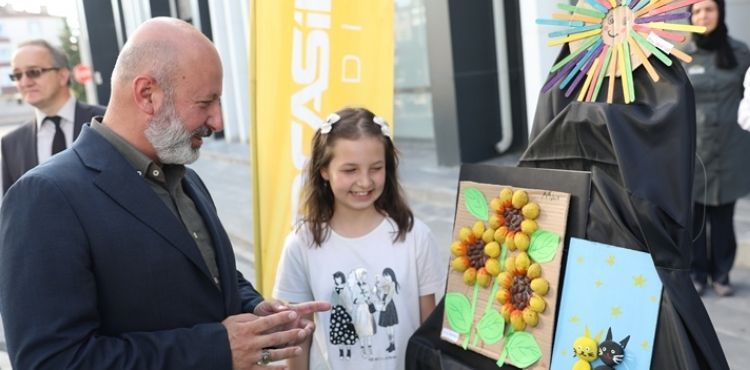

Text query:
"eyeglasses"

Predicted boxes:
[[9, 67, 59, 82]]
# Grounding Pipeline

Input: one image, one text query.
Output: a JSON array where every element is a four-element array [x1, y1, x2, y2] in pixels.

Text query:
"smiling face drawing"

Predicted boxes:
[[541, 0, 706, 103], [601, 6, 634, 46]]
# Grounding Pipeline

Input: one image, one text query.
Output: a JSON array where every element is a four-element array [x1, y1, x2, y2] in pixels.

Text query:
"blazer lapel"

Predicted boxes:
[[74, 128, 213, 280], [27, 119, 39, 168], [73, 101, 83, 141], [73, 101, 89, 139]]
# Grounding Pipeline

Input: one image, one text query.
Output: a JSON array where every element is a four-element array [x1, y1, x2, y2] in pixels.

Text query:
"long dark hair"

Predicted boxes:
[[690, 0, 737, 69], [333, 271, 346, 284], [382, 267, 400, 294], [300, 107, 414, 247]]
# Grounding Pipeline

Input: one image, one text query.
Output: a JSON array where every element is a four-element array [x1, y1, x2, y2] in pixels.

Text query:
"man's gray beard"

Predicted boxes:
[[144, 102, 210, 165]]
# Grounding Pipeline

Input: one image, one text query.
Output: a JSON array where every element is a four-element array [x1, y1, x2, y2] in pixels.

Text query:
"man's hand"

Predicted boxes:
[[223, 311, 306, 370], [254, 300, 331, 344]]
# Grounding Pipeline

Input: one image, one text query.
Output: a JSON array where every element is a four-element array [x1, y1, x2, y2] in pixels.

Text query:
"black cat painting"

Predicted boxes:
[[594, 327, 630, 370]]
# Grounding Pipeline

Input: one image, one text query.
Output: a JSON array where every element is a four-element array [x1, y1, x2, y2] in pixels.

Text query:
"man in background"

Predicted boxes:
[[1, 39, 105, 194]]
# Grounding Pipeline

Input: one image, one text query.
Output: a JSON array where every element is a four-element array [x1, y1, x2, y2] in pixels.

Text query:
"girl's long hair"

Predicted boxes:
[[382, 267, 400, 294], [300, 107, 414, 247], [690, 0, 738, 70], [333, 271, 346, 284]]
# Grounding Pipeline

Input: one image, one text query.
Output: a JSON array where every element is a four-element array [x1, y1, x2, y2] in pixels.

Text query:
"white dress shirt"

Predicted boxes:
[[35, 96, 77, 163]]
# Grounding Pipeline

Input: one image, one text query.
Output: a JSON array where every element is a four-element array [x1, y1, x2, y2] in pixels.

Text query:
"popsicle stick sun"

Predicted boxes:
[[538, 0, 707, 104]]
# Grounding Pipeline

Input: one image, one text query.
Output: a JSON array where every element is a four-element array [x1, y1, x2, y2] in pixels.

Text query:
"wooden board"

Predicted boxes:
[[441, 181, 571, 369]]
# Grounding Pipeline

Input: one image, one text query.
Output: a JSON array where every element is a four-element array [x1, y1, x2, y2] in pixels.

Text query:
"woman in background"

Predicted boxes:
[[684, 0, 750, 297]]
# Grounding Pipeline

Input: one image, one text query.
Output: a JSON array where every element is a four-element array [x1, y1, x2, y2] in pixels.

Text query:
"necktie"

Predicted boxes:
[[48, 116, 66, 155]]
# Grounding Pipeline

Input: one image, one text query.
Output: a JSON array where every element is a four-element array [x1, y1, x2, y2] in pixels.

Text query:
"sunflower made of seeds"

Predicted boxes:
[[450, 221, 501, 288], [489, 188, 540, 252], [495, 252, 550, 332]]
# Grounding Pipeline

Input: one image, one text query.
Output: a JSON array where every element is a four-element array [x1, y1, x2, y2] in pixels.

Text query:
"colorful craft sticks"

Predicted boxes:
[[538, 0, 707, 104]]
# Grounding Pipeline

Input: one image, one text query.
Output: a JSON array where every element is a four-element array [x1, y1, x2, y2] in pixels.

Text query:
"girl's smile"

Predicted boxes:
[[321, 136, 386, 216]]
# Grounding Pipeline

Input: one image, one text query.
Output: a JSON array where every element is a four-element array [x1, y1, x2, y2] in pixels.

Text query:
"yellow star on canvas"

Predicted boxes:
[[641, 340, 650, 350], [633, 274, 646, 287], [650, 295, 658, 303], [611, 306, 622, 317], [595, 280, 603, 288], [561, 349, 569, 357], [570, 315, 580, 324], [576, 256, 585, 264], [606, 255, 616, 266]]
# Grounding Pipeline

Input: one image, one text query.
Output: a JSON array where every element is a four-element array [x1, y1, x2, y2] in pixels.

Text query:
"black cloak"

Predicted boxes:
[[406, 48, 729, 370]]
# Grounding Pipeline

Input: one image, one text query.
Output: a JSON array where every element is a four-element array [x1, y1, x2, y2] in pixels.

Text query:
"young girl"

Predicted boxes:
[[273, 107, 445, 370]]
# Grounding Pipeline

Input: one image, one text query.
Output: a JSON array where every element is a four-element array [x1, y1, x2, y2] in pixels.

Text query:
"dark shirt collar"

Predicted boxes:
[[90, 118, 185, 189]]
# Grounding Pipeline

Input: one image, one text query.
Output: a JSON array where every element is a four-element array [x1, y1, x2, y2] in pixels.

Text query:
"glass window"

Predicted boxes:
[[28, 21, 42, 36], [394, 0, 434, 139]]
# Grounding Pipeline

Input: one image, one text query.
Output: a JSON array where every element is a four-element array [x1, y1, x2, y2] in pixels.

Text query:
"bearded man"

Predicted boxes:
[[0, 18, 329, 370]]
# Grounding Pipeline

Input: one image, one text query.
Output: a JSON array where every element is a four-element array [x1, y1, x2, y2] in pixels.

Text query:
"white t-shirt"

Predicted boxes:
[[273, 217, 446, 370]]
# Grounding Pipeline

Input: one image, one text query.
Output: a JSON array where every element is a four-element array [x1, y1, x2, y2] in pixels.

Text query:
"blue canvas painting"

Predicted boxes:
[[551, 238, 662, 370]]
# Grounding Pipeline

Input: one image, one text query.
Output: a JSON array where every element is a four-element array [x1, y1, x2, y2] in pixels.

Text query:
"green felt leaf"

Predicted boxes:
[[528, 230, 560, 264], [464, 188, 489, 221], [505, 331, 542, 368], [477, 310, 505, 344], [445, 292, 473, 334]]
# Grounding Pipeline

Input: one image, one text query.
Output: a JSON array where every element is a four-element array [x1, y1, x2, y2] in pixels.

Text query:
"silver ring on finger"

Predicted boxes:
[[257, 348, 272, 365]]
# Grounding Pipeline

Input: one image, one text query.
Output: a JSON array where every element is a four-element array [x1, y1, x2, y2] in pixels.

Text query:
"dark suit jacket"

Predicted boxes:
[[0, 126, 264, 369], [1, 100, 105, 194]]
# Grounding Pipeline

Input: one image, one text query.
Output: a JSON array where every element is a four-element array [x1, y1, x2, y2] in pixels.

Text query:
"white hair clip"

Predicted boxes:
[[319, 113, 341, 134], [373, 116, 391, 138]]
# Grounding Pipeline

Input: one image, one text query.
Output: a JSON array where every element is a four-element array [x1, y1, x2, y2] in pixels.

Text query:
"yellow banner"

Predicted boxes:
[[251, 0, 394, 295]]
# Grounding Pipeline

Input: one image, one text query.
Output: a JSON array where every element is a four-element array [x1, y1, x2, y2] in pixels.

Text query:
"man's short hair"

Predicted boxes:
[[111, 40, 177, 97], [17, 39, 70, 69]]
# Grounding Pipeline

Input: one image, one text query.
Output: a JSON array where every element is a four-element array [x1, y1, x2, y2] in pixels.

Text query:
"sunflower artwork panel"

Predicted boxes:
[[550, 238, 662, 370], [441, 181, 571, 369]]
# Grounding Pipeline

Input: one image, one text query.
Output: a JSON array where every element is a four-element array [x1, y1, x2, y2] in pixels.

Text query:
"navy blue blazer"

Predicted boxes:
[[0, 126, 263, 369], [1, 100, 105, 194]]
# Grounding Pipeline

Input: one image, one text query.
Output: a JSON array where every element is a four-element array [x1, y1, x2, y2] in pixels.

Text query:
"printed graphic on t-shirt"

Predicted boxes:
[[328, 267, 401, 361], [329, 270, 358, 360]]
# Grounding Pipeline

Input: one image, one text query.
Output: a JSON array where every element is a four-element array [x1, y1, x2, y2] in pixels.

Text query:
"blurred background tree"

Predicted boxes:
[[59, 23, 87, 101]]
